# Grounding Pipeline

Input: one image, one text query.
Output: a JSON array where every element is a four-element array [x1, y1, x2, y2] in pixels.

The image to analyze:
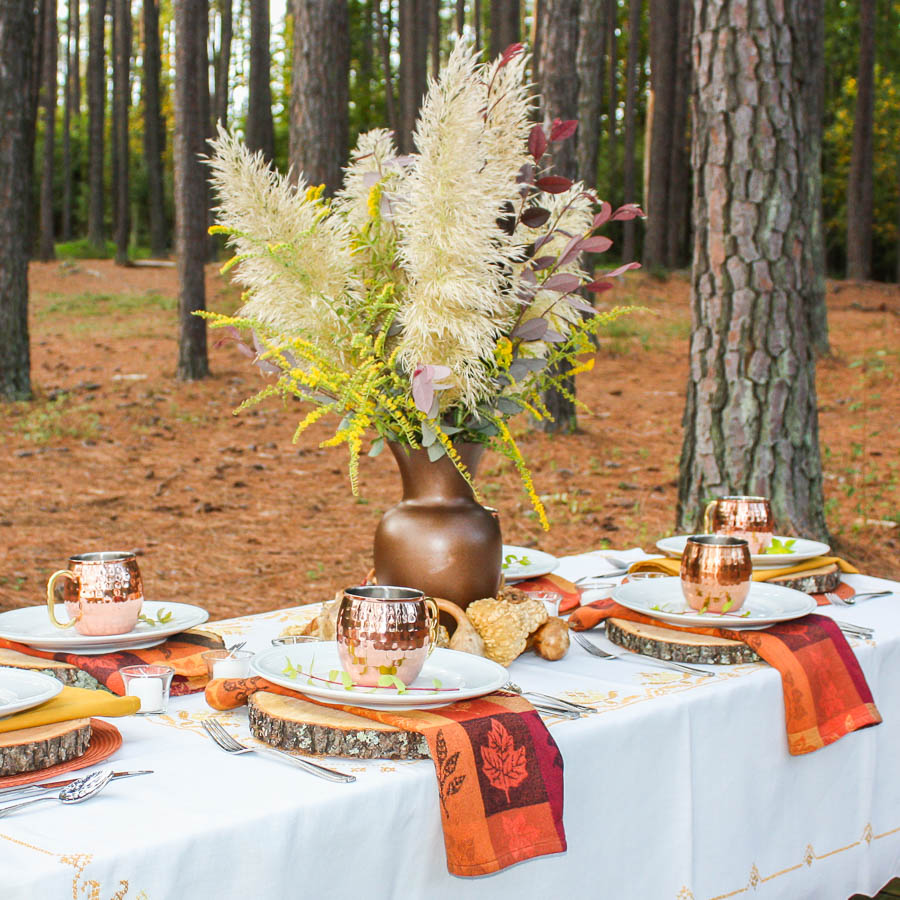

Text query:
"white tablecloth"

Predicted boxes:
[[2, 551, 899, 900]]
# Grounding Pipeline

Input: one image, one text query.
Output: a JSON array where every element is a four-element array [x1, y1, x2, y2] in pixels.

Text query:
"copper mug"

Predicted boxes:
[[704, 495, 774, 554], [46, 552, 144, 636], [680, 535, 752, 614], [336, 585, 438, 687]]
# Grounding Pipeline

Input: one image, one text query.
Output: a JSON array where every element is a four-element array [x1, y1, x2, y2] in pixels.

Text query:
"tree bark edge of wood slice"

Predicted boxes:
[[248, 692, 430, 760], [606, 618, 761, 665], [0, 649, 105, 691], [0, 718, 92, 777], [764, 563, 841, 594]]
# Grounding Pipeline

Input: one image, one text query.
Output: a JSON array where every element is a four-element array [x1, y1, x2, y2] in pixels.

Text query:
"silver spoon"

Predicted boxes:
[[0, 769, 113, 818], [226, 641, 247, 654]]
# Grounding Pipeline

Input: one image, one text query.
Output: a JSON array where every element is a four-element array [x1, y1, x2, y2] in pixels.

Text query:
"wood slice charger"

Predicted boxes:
[[606, 619, 761, 665], [764, 562, 841, 594], [0, 719, 122, 784], [248, 692, 430, 760]]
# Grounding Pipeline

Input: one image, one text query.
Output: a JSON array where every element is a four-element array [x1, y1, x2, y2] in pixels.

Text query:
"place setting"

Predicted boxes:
[[0, 549, 219, 807]]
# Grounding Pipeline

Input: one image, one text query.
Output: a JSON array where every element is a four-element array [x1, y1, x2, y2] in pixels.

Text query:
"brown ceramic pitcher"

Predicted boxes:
[[373, 443, 502, 610]]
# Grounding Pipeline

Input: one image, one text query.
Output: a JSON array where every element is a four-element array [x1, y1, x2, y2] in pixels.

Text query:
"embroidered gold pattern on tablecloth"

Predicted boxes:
[[689, 818, 900, 899]]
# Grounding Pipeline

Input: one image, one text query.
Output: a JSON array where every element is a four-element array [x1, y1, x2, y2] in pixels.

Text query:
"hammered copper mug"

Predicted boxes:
[[46, 552, 144, 636], [336, 585, 438, 687], [704, 495, 774, 554], [680, 535, 752, 614]]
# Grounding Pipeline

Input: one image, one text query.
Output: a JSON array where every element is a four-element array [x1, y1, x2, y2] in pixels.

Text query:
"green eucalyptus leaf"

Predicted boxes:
[[427, 441, 446, 462], [421, 421, 437, 447], [368, 437, 385, 457]]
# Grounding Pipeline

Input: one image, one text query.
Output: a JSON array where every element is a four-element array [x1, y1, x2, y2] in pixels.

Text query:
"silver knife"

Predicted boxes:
[[0, 770, 153, 801]]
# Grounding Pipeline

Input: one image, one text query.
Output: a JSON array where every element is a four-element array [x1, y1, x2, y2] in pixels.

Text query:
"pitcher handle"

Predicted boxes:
[[425, 598, 439, 656], [703, 500, 718, 535], [46, 570, 79, 630]]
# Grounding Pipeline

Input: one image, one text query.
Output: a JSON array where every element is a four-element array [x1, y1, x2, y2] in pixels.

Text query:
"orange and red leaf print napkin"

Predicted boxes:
[[0, 629, 225, 696], [206, 676, 567, 876], [568, 597, 881, 755]]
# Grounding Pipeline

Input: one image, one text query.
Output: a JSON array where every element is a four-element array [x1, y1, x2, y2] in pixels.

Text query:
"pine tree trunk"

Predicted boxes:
[[621, 0, 642, 261], [663, 0, 691, 269], [24, 0, 45, 258], [359, 0, 374, 126], [605, 0, 617, 196], [539, 0, 579, 433], [474, 0, 482, 52], [456, 0, 465, 35], [72, 0, 80, 113], [489, 0, 520, 59], [215, 0, 232, 128], [174, 0, 210, 381], [112, 0, 130, 265], [576, 0, 606, 190], [642, 0, 676, 269], [677, 0, 828, 541], [531, 0, 541, 84], [143, 0, 167, 257], [247, 0, 274, 162], [290, 0, 349, 195], [398, 0, 427, 154], [0, 0, 35, 400], [62, 0, 76, 242], [87, 0, 106, 251], [798, 0, 828, 355], [845, 0, 875, 281], [38, 0, 57, 261], [430, 0, 440, 79], [374, 0, 398, 137]]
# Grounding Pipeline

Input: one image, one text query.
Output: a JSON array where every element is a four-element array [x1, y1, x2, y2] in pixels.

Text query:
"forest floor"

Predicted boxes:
[[1, 260, 898, 618]]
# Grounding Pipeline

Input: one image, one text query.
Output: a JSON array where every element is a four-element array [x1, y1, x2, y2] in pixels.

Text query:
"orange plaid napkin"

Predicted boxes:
[[0, 629, 225, 696], [568, 598, 881, 754], [206, 676, 567, 876]]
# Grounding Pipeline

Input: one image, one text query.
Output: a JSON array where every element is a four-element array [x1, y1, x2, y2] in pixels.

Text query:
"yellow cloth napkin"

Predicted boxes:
[[0, 686, 140, 734], [628, 555, 860, 582]]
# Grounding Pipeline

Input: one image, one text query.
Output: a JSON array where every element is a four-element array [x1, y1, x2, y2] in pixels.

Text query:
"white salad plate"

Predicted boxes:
[[655, 535, 831, 568], [0, 601, 209, 653], [0, 668, 64, 718], [613, 577, 817, 629], [501, 545, 559, 582], [253, 644, 508, 711]]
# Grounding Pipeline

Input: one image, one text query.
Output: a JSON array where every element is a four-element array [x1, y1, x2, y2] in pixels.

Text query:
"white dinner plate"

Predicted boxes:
[[252, 644, 508, 711], [613, 577, 816, 629], [0, 601, 209, 652], [501, 545, 559, 582], [0, 668, 64, 718], [655, 535, 831, 568]]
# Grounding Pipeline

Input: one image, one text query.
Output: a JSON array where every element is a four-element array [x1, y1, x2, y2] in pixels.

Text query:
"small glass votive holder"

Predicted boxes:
[[119, 664, 175, 715], [202, 649, 254, 680], [271, 634, 323, 646], [627, 571, 669, 582], [532, 591, 563, 618]]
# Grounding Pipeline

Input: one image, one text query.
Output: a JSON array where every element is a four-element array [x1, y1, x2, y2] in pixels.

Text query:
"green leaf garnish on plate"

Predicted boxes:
[[503, 553, 532, 568], [764, 538, 797, 555], [138, 608, 173, 626]]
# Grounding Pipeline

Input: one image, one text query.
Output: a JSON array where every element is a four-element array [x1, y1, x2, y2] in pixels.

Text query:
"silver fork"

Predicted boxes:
[[201, 718, 356, 783], [571, 630, 715, 678], [826, 590, 891, 607], [504, 682, 596, 715]]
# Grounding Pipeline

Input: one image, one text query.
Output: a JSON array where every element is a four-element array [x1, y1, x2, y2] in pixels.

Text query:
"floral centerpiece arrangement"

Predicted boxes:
[[204, 41, 639, 531]]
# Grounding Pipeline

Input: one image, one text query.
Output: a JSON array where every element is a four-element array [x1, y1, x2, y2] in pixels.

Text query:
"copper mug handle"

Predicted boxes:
[[425, 598, 439, 657], [703, 499, 718, 534], [46, 570, 79, 629]]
